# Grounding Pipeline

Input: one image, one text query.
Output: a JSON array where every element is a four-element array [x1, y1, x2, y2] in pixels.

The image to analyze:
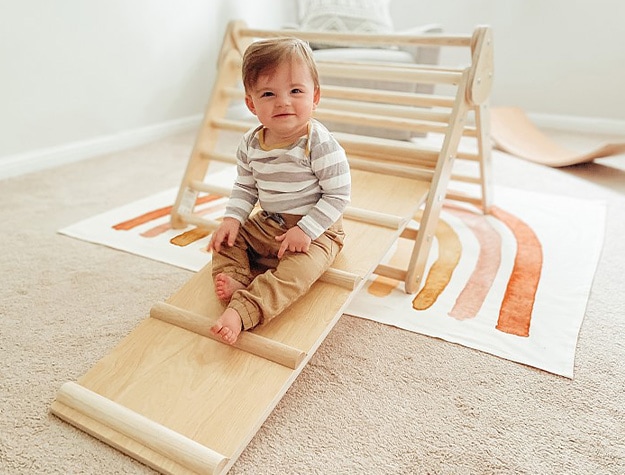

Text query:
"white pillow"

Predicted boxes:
[[299, 0, 394, 36]]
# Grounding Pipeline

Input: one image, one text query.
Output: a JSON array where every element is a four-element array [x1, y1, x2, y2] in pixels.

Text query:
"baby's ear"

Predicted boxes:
[[245, 95, 257, 115], [313, 87, 321, 107]]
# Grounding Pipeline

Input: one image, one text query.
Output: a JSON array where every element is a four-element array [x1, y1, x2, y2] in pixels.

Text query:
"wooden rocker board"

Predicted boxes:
[[490, 106, 625, 167], [51, 21, 494, 474]]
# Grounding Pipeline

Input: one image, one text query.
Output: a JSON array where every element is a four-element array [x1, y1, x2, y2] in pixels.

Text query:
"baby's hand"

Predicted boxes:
[[275, 226, 311, 258], [208, 217, 240, 253]]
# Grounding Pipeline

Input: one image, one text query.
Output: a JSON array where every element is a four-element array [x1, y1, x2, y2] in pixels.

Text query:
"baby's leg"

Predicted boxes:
[[214, 273, 245, 301], [210, 308, 243, 344]]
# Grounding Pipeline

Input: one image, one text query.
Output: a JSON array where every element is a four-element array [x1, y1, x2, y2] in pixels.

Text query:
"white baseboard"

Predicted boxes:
[[0, 114, 202, 181], [528, 113, 625, 136]]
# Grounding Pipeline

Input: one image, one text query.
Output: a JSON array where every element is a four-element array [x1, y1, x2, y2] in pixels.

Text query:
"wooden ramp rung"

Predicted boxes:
[[150, 302, 306, 369], [319, 268, 361, 290], [344, 207, 407, 229], [54, 381, 229, 475], [187, 180, 408, 230]]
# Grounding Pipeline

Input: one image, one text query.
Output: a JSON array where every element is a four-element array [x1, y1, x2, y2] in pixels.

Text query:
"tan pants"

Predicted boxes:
[[211, 211, 345, 330]]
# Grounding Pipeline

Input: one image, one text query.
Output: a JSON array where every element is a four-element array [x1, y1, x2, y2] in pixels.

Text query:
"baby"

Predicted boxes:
[[207, 37, 351, 344]]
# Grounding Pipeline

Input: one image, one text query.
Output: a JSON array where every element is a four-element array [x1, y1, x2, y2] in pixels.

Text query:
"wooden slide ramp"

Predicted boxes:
[[51, 21, 494, 474]]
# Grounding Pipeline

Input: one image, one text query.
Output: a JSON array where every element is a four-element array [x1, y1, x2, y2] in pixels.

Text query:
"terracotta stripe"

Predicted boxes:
[[447, 206, 502, 320], [170, 228, 212, 247], [412, 216, 461, 311], [491, 206, 543, 337], [112, 194, 220, 231]]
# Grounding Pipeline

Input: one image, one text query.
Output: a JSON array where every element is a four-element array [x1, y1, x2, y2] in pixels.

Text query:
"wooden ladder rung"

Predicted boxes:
[[212, 118, 252, 133], [319, 98, 453, 124], [190, 180, 231, 197], [222, 85, 457, 109], [239, 27, 473, 48], [374, 264, 408, 281], [179, 213, 221, 230], [445, 192, 484, 208], [322, 85, 456, 108], [348, 156, 434, 181], [317, 62, 464, 85], [150, 302, 307, 369], [400, 226, 419, 240], [334, 132, 440, 165], [314, 108, 451, 135], [199, 151, 237, 165]]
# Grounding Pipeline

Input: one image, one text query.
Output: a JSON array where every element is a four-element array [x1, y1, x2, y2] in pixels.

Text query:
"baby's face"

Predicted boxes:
[[245, 58, 320, 146]]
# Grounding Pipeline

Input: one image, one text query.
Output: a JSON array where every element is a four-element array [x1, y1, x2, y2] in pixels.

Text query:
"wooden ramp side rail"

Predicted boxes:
[[170, 20, 494, 294]]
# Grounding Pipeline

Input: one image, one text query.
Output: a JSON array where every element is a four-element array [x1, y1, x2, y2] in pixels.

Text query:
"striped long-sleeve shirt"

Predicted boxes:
[[224, 119, 351, 240]]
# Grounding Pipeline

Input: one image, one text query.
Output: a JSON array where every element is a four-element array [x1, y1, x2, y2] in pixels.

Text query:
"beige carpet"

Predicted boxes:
[[1, 129, 625, 474]]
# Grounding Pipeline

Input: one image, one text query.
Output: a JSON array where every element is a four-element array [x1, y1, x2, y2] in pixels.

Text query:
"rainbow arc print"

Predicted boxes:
[[59, 181, 605, 377], [367, 204, 543, 338]]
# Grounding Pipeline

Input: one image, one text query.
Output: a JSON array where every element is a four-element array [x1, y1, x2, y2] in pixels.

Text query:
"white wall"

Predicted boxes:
[[0, 0, 292, 178], [390, 0, 625, 123], [1, 0, 623, 179]]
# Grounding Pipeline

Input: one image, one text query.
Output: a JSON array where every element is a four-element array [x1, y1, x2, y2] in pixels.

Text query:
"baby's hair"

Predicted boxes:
[[242, 37, 320, 92]]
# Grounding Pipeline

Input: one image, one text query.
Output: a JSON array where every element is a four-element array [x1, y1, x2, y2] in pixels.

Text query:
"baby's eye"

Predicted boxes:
[[261, 91, 274, 98], [291, 88, 303, 94]]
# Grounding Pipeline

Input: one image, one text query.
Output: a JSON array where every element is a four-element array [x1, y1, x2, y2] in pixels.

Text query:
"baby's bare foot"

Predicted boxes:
[[214, 273, 245, 301], [210, 308, 243, 345]]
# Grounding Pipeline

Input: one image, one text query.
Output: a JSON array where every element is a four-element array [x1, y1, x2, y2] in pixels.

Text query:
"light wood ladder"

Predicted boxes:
[[170, 20, 493, 294]]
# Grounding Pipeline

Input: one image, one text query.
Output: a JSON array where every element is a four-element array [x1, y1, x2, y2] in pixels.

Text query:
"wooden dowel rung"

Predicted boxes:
[[318, 268, 362, 290], [190, 180, 232, 197], [317, 62, 463, 85], [456, 150, 480, 161], [239, 28, 473, 48], [374, 264, 408, 281], [450, 174, 482, 185], [200, 151, 237, 164], [322, 85, 456, 108], [334, 132, 440, 164], [150, 302, 306, 370], [400, 227, 419, 240], [348, 157, 434, 181], [315, 108, 449, 134], [54, 382, 228, 475], [211, 118, 252, 132], [179, 213, 221, 231], [344, 206, 407, 229], [445, 192, 484, 207], [319, 98, 452, 124]]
